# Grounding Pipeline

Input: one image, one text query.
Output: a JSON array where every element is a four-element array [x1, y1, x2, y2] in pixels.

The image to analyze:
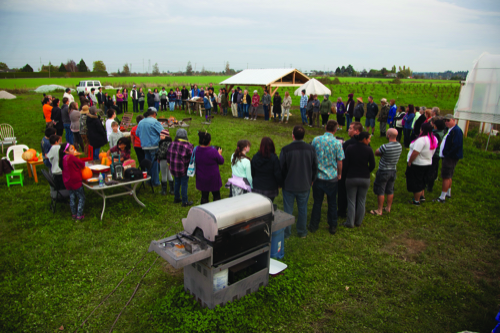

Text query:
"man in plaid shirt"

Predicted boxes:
[[165, 129, 194, 206]]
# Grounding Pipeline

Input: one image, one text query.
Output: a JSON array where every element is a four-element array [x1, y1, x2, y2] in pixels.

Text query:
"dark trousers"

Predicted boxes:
[[403, 128, 412, 148], [321, 114, 329, 126], [182, 100, 187, 110], [355, 117, 361, 122], [55, 126, 63, 136], [310, 179, 338, 231], [396, 127, 403, 142], [161, 99, 167, 111], [122, 100, 128, 113], [337, 176, 347, 217], [174, 175, 189, 203], [133, 100, 139, 112], [139, 101, 145, 112], [307, 110, 313, 125], [263, 105, 270, 120], [116, 101, 123, 114], [427, 155, 440, 192], [134, 146, 145, 165], [201, 191, 221, 204]]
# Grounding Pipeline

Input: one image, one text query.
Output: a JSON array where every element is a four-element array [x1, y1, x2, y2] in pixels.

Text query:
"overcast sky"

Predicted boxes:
[[1, 0, 499, 73]]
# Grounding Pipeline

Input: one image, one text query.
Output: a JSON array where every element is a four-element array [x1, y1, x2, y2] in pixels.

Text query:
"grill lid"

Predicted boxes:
[[182, 193, 273, 242]]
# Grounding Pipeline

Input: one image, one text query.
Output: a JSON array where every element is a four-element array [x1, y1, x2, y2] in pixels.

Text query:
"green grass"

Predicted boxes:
[[0, 93, 499, 332]]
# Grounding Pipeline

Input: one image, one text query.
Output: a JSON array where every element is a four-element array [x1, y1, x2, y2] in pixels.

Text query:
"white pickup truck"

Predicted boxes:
[[76, 80, 103, 94]]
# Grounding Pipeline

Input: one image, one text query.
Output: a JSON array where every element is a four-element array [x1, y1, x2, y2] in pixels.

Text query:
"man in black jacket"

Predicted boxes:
[[337, 121, 363, 217], [279, 125, 318, 239], [96, 87, 105, 111], [181, 86, 189, 110], [130, 85, 138, 113], [365, 96, 378, 135]]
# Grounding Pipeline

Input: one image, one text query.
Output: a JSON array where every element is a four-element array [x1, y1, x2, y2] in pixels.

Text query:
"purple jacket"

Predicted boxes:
[[195, 146, 224, 192]]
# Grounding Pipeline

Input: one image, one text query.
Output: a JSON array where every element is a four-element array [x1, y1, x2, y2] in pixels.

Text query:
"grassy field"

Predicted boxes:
[[0, 92, 499, 332]]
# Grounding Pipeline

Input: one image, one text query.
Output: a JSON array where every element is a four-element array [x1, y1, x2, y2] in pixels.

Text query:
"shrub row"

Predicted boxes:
[[0, 71, 108, 79]]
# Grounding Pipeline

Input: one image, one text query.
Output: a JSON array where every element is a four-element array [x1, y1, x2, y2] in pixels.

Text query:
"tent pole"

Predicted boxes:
[[485, 127, 493, 151]]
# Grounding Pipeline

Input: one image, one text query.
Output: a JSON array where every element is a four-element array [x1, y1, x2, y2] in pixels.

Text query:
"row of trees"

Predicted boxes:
[[0, 59, 107, 73]]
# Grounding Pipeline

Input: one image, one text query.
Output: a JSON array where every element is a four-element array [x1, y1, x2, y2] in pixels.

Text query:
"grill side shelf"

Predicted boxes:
[[148, 233, 212, 269], [272, 209, 295, 233]]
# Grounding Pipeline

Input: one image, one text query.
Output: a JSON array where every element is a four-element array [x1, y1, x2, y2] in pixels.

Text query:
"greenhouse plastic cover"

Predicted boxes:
[[34, 85, 72, 93], [455, 52, 500, 124]]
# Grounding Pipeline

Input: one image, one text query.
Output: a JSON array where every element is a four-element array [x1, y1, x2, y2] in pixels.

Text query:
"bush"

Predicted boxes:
[[391, 78, 402, 84], [332, 77, 341, 85], [0, 71, 108, 79]]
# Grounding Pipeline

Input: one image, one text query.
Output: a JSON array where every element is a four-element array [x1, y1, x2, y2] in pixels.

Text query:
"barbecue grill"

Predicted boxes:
[[148, 193, 295, 309]]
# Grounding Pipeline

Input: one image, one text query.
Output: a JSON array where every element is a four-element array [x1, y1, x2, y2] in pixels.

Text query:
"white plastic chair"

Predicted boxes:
[[6, 145, 29, 169], [0, 124, 17, 153]]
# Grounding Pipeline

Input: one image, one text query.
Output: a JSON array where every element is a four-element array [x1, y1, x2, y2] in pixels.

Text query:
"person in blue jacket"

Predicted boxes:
[[191, 85, 200, 98], [388, 99, 397, 128], [402, 104, 415, 148], [167, 89, 176, 111], [434, 114, 463, 203], [203, 94, 212, 120]]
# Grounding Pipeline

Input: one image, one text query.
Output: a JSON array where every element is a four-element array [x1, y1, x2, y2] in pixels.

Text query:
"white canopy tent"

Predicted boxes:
[[293, 78, 331, 96], [455, 52, 500, 137]]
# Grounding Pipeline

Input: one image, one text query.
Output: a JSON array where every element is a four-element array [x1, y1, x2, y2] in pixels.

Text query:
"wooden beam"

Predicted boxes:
[[464, 120, 470, 138], [271, 86, 279, 96], [481, 122, 486, 133], [293, 71, 295, 84]]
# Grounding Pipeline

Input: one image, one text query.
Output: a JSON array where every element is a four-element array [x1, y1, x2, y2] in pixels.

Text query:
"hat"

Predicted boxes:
[[133, 85, 136, 88], [381, 98, 387, 103], [175, 128, 188, 140], [357, 97, 363, 103], [81, 105, 89, 112], [148, 89, 151, 91], [148, 107, 157, 113], [65, 88, 71, 92], [444, 114, 455, 120], [160, 129, 170, 137], [348, 93, 354, 98], [253, 90, 258, 93]]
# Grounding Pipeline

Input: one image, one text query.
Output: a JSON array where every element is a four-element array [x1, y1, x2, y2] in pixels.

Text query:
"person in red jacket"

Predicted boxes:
[[59, 143, 86, 220]]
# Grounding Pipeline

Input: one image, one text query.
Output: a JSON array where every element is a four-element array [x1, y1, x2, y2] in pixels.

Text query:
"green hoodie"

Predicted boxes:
[[319, 99, 332, 115]]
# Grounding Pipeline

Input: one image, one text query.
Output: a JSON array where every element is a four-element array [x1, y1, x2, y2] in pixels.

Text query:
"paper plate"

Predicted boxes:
[[269, 258, 287, 276]]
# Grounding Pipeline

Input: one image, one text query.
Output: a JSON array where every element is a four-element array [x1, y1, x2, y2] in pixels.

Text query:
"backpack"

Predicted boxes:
[[124, 167, 143, 180]]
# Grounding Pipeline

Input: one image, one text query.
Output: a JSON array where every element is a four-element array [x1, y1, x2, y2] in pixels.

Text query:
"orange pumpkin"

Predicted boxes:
[[27, 149, 36, 156], [81, 167, 93, 180], [22, 151, 34, 161], [99, 152, 107, 159]]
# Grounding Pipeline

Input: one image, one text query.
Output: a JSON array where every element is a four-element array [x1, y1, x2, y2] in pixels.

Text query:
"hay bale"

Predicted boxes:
[[0, 91, 16, 99]]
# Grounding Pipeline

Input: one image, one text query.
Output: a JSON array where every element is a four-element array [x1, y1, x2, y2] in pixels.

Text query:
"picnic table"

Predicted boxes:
[[83, 176, 151, 220], [185, 99, 204, 117]]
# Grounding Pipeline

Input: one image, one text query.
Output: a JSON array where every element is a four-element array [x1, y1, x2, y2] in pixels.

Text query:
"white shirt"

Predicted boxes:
[[63, 92, 74, 104], [90, 93, 98, 104], [407, 136, 435, 166], [106, 118, 115, 140], [46, 145, 62, 175], [439, 125, 454, 158]]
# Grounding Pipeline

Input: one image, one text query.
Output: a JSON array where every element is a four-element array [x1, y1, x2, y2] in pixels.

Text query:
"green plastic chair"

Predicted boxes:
[[6, 169, 23, 188]]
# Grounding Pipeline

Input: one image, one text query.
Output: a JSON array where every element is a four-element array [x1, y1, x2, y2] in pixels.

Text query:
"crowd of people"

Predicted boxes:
[[39, 86, 463, 234]]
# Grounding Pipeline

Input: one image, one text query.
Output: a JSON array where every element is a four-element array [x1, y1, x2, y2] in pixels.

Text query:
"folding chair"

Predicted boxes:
[[138, 159, 155, 193], [0, 124, 17, 153], [120, 113, 134, 131], [179, 118, 192, 133], [41, 169, 70, 213], [201, 116, 214, 132]]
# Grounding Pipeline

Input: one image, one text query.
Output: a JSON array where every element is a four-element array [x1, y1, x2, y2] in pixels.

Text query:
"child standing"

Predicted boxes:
[[106, 109, 116, 141], [130, 115, 145, 164], [108, 121, 123, 148], [46, 135, 65, 190], [42, 127, 56, 168], [59, 144, 85, 220], [228, 140, 252, 197], [157, 129, 174, 195], [203, 94, 212, 120]]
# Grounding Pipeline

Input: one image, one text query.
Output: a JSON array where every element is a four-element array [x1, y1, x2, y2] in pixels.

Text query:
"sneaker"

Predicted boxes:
[[182, 201, 194, 207], [420, 196, 426, 202], [433, 198, 446, 203], [253, 118, 256, 121], [299, 235, 307, 239], [409, 199, 420, 206], [446, 194, 451, 199], [173, 198, 182, 204], [329, 227, 337, 235], [76, 215, 85, 221], [307, 226, 317, 233]]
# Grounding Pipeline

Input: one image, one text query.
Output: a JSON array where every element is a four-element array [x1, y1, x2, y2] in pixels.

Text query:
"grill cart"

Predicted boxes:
[[148, 193, 295, 309]]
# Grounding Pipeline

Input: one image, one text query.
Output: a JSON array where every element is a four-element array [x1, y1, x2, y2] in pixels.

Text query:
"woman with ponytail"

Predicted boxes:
[[228, 140, 252, 197], [406, 122, 438, 205]]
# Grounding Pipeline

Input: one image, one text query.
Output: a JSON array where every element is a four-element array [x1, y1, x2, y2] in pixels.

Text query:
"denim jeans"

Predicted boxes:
[[69, 186, 85, 217], [169, 102, 175, 111], [310, 179, 338, 231], [144, 148, 160, 186], [64, 124, 73, 144], [93, 147, 100, 160], [237, 104, 243, 118], [154, 101, 160, 111], [174, 175, 189, 203], [300, 107, 307, 124], [263, 105, 270, 120], [346, 114, 353, 130], [283, 189, 310, 238], [243, 104, 249, 117]]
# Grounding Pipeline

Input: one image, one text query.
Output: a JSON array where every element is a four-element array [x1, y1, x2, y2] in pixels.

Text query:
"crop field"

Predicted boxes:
[[0, 91, 499, 332]]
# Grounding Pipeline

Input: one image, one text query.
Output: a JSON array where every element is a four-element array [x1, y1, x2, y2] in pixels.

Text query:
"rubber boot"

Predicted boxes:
[[161, 182, 167, 195], [168, 181, 175, 195]]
